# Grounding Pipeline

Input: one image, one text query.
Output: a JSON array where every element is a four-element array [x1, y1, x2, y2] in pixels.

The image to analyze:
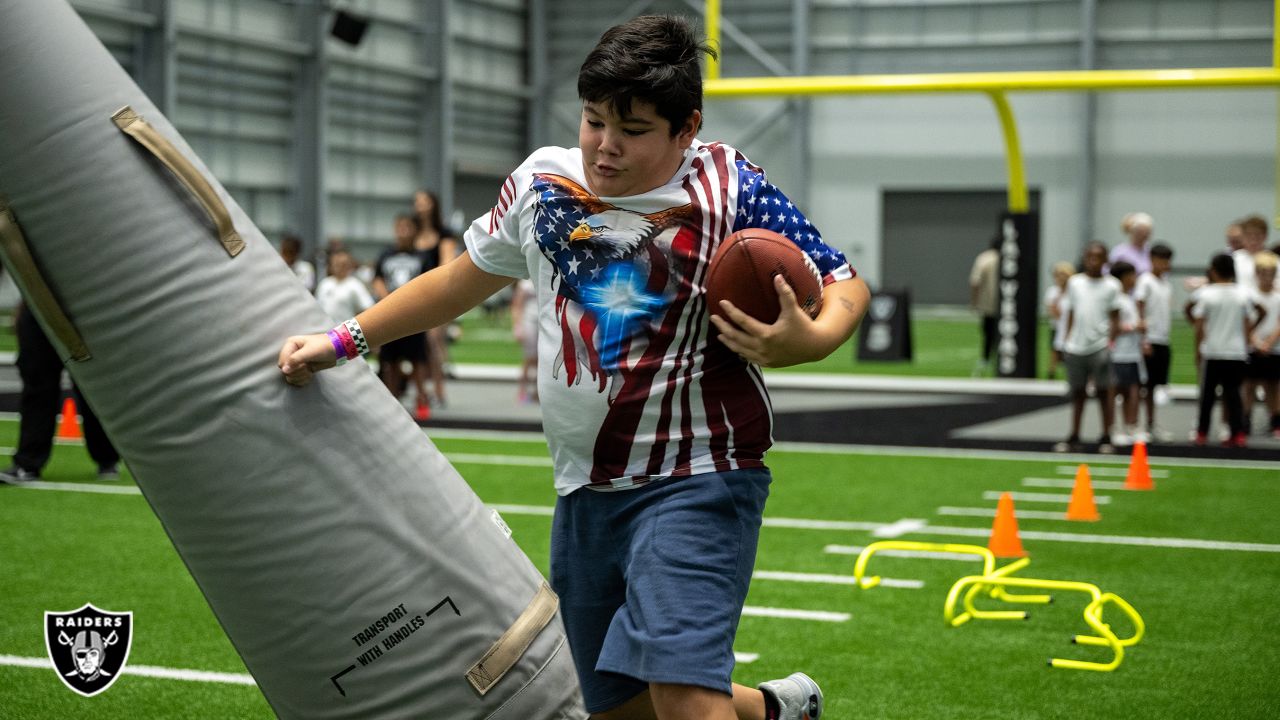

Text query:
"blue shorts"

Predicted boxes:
[[549, 468, 772, 713]]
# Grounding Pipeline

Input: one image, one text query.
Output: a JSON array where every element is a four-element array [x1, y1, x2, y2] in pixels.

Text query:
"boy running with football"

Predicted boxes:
[[280, 15, 868, 719]]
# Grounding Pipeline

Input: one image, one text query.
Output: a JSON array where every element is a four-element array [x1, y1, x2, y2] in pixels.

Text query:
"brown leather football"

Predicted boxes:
[[705, 228, 824, 324]]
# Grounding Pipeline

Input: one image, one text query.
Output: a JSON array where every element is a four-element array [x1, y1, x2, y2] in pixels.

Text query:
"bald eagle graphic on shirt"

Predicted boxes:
[[530, 173, 694, 395]]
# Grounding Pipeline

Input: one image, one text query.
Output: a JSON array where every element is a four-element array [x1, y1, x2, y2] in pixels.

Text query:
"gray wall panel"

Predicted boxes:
[[76, 0, 1277, 300]]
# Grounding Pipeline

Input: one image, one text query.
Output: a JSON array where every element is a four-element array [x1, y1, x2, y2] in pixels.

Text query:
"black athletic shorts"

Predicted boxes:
[[1144, 343, 1170, 387], [379, 332, 428, 365], [1246, 351, 1280, 381]]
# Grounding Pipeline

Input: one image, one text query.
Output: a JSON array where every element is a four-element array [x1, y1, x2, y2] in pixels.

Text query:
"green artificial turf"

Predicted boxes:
[[1, 425, 1275, 718]]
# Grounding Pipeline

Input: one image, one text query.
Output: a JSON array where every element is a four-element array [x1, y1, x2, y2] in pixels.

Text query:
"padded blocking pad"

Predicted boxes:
[[0, 2, 584, 717]]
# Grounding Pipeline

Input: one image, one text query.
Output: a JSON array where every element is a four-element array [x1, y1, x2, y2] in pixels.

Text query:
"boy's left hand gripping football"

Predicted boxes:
[[278, 333, 338, 386], [712, 274, 820, 368]]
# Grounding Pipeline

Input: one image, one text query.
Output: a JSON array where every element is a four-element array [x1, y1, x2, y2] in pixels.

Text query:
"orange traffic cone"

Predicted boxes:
[[56, 397, 81, 440], [1125, 441, 1154, 491], [988, 491, 1027, 558], [1065, 464, 1100, 521]]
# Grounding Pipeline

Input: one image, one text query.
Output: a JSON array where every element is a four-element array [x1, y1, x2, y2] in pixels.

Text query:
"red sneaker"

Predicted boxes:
[[414, 401, 430, 422], [1192, 432, 1208, 447], [1223, 432, 1248, 448]]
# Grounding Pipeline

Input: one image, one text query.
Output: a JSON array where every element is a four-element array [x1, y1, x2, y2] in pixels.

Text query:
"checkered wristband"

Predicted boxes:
[[343, 318, 369, 357]]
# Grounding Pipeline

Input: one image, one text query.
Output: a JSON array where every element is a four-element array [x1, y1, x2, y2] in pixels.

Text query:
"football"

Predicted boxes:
[[705, 228, 824, 324]]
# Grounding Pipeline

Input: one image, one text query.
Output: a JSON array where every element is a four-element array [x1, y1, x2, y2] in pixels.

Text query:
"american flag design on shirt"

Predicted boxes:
[[530, 173, 695, 392], [465, 142, 854, 495]]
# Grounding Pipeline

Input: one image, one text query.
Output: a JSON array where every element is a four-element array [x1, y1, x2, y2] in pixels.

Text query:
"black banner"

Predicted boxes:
[[856, 289, 913, 362], [995, 211, 1040, 378]]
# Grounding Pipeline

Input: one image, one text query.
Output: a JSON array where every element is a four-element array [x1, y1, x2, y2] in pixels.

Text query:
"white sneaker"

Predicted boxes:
[[1131, 428, 1151, 444], [1112, 430, 1133, 447], [758, 672, 823, 720], [0, 465, 39, 484], [1149, 426, 1174, 443]]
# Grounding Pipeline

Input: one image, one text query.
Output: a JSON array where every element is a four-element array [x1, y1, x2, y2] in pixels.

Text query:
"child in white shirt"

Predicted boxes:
[[1133, 243, 1174, 441], [1190, 253, 1265, 447], [1245, 251, 1280, 437], [1109, 262, 1145, 445], [1056, 242, 1121, 454], [1044, 261, 1073, 379], [315, 249, 375, 323]]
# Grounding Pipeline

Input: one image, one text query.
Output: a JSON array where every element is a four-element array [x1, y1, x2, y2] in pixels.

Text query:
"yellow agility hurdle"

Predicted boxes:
[[852, 540, 1050, 626], [944, 575, 1145, 672]]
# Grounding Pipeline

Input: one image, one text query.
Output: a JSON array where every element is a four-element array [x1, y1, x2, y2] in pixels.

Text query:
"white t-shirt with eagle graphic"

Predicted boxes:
[[465, 141, 855, 495]]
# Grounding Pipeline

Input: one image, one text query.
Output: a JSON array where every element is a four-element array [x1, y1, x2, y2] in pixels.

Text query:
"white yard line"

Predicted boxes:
[[909, 525, 1280, 553], [822, 545, 983, 562], [871, 518, 928, 538], [0, 654, 255, 685], [937, 506, 1079, 521], [983, 491, 1111, 505], [1021, 477, 1129, 490], [10, 489, 1275, 554], [741, 606, 850, 623], [754, 570, 923, 589], [1056, 465, 1169, 478]]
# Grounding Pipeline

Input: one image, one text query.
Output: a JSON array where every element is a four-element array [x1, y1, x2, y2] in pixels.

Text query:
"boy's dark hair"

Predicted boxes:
[[1109, 260, 1135, 280], [280, 233, 302, 254], [1149, 242, 1173, 260], [1210, 252, 1236, 280], [578, 15, 716, 135]]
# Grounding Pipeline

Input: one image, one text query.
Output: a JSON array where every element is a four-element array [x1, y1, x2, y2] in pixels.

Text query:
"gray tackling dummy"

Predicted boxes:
[[0, 0, 585, 717]]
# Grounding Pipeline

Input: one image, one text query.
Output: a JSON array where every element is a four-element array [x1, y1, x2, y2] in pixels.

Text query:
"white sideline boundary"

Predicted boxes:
[[0, 654, 255, 685], [10, 486, 1279, 554], [418, 427, 1280, 472]]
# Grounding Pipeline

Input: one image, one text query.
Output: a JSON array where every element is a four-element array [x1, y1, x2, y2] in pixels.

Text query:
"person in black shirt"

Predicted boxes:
[[372, 214, 432, 420]]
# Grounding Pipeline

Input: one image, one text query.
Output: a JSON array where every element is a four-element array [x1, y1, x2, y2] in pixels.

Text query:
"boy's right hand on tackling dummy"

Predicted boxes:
[[278, 334, 339, 387]]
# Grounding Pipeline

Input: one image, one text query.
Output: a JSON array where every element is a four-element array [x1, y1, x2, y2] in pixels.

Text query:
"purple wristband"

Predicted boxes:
[[327, 330, 349, 365]]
